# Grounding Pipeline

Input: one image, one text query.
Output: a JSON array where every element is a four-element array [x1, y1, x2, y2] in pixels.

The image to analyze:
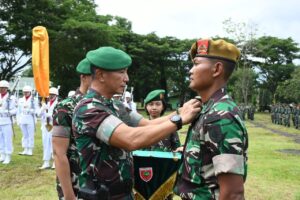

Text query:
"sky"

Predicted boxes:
[[94, 0, 300, 45]]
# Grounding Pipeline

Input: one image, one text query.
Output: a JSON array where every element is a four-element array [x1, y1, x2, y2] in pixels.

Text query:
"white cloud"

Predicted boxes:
[[95, 0, 300, 44]]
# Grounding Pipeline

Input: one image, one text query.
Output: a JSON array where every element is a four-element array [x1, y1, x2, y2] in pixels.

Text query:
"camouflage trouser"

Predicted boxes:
[[56, 172, 79, 200]]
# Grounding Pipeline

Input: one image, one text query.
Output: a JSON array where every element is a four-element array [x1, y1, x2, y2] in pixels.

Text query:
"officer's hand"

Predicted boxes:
[[180, 99, 202, 124]]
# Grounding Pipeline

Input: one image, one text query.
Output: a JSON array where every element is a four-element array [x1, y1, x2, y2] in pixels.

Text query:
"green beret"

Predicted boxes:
[[76, 58, 91, 75], [86, 46, 132, 70], [144, 89, 165, 105], [190, 39, 240, 63]]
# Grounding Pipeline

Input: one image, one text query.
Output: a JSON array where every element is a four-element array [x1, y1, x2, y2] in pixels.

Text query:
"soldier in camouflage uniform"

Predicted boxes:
[[174, 39, 248, 200], [143, 89, 181, 152], [52, 58, 92, 200], [270, 104, 275, 124], [72, 47, 201, 200], [295, 104, 299, 129], [284, 105, 291, 127]]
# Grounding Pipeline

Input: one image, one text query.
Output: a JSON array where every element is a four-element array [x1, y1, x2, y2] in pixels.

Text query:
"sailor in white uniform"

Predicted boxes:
[[124, 91, 137, 112], [0, 80, 17, 164], [17, 85, 38, 156], [38, 87, 58, 169]]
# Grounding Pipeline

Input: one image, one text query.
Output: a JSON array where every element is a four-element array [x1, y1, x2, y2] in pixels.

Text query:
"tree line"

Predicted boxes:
[[1, 0, 299, 107]]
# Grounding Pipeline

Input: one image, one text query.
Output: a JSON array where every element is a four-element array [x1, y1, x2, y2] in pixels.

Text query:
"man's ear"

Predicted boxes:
[[212, 62, 224, 78], [95, 69, 105, 82]]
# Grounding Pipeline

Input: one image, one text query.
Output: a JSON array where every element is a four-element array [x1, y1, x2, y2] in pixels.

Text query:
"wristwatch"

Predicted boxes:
[[170, 115, 182, 130]]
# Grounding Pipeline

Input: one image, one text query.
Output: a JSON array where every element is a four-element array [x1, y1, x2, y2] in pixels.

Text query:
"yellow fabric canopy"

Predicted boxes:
[[32, 26, 49, 98]]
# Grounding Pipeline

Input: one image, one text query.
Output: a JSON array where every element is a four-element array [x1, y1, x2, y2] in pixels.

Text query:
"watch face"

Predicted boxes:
[[171, 115, 181, 122]]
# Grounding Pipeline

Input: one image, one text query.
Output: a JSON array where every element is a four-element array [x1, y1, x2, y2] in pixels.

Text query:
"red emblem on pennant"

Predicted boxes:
[[139, 167, 153, 182], [197, 39, 209, 55]]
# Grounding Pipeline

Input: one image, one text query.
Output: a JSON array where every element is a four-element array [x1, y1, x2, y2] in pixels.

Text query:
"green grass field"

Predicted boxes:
[[1, 113, 300, 200]]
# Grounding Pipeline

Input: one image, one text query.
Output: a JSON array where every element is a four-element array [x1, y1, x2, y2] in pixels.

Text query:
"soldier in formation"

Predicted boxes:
[[38, 87, 59, 169], [0, 80, 17, 164], [17, 85, 39, 156], [271, 103, 299, 129], [52, 58, 92, 200]]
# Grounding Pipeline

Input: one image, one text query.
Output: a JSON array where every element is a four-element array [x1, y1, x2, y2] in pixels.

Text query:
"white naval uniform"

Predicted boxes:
[[124, 101, 137, 113], [0, 93, 16, 163], [17, 95, 39, 153], [38, 98, 57, 162]]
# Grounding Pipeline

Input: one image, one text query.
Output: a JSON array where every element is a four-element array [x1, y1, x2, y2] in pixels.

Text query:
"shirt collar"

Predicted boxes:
[[87, 88, 113, 106], [201, 87, 227, 113]]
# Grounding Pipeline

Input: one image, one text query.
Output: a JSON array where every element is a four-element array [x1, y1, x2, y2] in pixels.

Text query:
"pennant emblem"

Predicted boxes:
[[139, 167, 153, 182], [197, 39, 209, 55]]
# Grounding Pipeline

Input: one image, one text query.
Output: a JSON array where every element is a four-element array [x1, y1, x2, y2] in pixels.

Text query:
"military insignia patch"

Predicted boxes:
[[159, 93, 164, 100], [139, 167, 153, 182], [197, 39, 209, 55]]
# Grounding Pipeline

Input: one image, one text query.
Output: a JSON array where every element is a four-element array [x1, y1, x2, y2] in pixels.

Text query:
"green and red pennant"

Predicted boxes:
[[133, 151, 182, 200]]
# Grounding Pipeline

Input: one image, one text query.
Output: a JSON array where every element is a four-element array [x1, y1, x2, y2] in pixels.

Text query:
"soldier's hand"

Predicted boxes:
[[180, 99, 202, 124]]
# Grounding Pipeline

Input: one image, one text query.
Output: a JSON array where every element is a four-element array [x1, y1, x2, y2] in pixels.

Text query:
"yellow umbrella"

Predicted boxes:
[[32, 26, 49, 98]]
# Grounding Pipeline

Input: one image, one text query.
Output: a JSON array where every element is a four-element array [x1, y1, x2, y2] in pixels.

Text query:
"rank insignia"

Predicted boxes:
[[197, 39, 209, 55]]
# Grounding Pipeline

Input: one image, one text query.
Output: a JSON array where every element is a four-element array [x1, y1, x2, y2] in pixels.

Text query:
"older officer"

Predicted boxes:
[[0, 80, 17, 164], [52, 58, 92, 200], [72, 47, 201, 200], [17, 85, 39, 156], [174, 39, 248, 200], [38, 87, 58, 169]]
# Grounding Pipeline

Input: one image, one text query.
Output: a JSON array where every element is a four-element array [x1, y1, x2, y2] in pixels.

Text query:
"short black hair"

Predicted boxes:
[[90, 65, 98, 79], [209, 58, 236, 80]]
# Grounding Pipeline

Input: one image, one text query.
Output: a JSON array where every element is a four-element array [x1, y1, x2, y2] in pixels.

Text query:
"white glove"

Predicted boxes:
[[29, 109, 35, 114], [41, 103, 47, 111], [46, 112, 52, 118]]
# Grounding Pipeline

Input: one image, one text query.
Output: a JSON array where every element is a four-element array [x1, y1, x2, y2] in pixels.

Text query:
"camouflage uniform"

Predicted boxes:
[[174, 88, 248, 200], [295, 107, 299, 129], [72, 89, 142, 200], [52, 89, 84, 199], [144, 131, 181, 152]]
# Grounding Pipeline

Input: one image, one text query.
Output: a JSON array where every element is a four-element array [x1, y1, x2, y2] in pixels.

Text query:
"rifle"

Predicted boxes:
[[130, 87, 134, 100], [44, 97, 52, 132], [31, 89, 37, 132], [8, 76, 21, 137], [121, 85, 128, 102]]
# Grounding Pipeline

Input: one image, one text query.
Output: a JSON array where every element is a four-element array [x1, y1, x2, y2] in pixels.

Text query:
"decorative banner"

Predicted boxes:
[[133, 150, 182, 200], [32, 26, 49, 98]]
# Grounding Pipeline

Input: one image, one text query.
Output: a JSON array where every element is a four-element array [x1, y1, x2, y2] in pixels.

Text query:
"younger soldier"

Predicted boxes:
[[0, 80, 17, 164], [52, 58, 92, 200], [174, 39, 248, 200], [17, 85, 39, 156]]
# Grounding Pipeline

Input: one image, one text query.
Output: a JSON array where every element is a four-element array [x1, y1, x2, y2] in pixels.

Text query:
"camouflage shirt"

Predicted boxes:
[[144, 131, 181, 152], [72, 89, 142, 197], [52, 89, 84, 199], [174, 88, 248, 200]]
